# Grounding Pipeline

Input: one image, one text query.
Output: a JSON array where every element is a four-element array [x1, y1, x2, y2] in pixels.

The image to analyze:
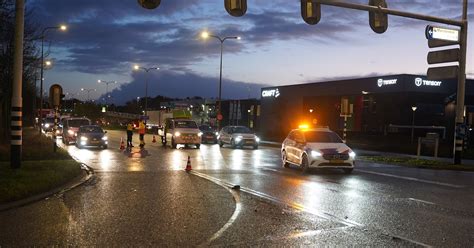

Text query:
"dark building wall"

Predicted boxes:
[[260, 74, 474, 141]]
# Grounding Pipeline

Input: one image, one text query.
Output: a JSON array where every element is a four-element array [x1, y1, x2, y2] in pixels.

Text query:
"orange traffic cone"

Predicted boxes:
[[185, 156, 192, 172], [152, 135, 157, 143], [120, 137, 125, 150]]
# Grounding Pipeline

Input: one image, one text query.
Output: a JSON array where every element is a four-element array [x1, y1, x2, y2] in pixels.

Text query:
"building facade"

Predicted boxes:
[[260, 74, 474, 141]]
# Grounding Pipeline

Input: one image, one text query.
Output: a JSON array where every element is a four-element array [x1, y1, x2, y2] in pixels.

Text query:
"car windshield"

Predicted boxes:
[[175, 121, 197, 128], [68, 119, 90, 127], [199, 125, 213, 131], [44, 118, 55, 123], [80, 126, 103, 133], [232, 126, 252, 134], [304, 131, 343, 143]]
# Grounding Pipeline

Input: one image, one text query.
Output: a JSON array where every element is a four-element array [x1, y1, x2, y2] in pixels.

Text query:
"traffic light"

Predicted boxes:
[[224, 0, 247, 17], [301, 0, 321, 25], [368, 0, 388, 34], [49, 84, 63, 108], [137, 0, 161, 10]]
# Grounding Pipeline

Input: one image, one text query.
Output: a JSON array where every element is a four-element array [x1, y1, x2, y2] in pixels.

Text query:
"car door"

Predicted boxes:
[[166, 120, 173, 144], [284, 131, 297, 163], [293, 131, 306, 165]]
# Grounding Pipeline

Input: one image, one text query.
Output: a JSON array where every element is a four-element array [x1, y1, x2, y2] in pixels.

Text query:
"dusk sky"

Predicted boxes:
[[30, 0, 473, 104]]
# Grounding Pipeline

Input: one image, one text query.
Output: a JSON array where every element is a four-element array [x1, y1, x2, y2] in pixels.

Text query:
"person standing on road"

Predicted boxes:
[[126, 121, 134, 148], [138, 119, 146, 148]]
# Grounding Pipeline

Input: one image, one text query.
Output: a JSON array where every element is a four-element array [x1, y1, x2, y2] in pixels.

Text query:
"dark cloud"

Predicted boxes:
[[103, 70, 267, 105]]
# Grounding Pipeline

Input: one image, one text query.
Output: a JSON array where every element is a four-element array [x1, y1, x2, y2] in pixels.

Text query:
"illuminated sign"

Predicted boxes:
[[262, 88, 280, 98], [425, 25, 460, 42], [377, 78, 397, 87], [415, 78, 442, 87]]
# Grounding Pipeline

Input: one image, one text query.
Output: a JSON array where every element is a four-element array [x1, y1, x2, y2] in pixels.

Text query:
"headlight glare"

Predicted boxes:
[[311, 151, 322, 157], [174, 132, 181, 137], [102, 136, 108, 141], [349, 151, 356, 158], [198, 132, 203, 137], [68, 129, 75, 135], [255, 136, 260, 142], [80, 136, 88, 141]]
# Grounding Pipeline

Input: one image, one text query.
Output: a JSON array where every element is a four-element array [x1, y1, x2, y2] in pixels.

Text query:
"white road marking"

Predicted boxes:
[[408, 198, 436, 205], [357, 169, 465, 188]]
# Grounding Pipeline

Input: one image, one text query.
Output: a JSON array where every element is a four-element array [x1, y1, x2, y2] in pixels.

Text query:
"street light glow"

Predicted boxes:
[[45, 60, 52, 66], [134, 65, 140, 70], [201, 31, 209, 39], [59, 25, 67, 31], [237, 36, 241, 40], [412, 106, 417, 111]]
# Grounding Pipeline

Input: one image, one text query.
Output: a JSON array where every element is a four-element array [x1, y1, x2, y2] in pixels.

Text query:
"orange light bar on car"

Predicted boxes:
[[298, 124, 309, 129]]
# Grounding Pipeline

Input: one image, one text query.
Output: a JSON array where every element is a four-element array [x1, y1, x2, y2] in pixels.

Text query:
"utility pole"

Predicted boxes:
[[10, 0, 25, 169]]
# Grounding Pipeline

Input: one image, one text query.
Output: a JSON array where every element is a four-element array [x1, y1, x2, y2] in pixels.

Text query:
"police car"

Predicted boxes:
[[281, 126, 355, 174]]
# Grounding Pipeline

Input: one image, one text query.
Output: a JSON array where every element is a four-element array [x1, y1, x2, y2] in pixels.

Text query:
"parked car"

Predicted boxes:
[[162, 118, 201, 149], [75, 125, 108, 149], [62, 117, 91, 145], [218, 126, 260, 149], [281, 127, 355, 174], [199, 125, 218, 144]]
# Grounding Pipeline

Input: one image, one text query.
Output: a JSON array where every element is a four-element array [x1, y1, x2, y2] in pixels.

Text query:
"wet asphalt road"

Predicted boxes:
[[1, 130, 473, 247]]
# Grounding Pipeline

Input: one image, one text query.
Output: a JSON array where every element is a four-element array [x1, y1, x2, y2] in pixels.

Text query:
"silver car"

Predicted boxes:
[[218, 126, 260, 149]]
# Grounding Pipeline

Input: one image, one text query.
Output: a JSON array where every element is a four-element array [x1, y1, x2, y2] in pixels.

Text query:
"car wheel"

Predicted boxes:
[[196, 144, 200, 149], [253, 145, 258, 150], [171, 138, 177, 149], [281, 151, 290, 168], [300, 154, 309, 173], [343, 168, 353, 174], [103, 145, 108, 149], [219, 140, 224, 147], [231, 139, 236, 149]]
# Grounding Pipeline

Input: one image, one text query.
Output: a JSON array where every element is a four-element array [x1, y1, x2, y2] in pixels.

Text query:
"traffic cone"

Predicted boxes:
[[185, 156, 192, 172], [120, 137, 125, 150], [152, 135, 157, 143]]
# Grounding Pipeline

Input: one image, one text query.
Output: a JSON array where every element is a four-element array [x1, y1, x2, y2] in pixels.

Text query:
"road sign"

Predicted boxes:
[[428, 39, 458, 48], [217, 114, 223, 121], [425, 25, 460, 42], [427, 48, 460, 64], [427, 66, 459, 80]]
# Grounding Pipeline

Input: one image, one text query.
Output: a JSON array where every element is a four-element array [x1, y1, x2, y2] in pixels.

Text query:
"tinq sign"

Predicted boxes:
[[262, 88, 280, 98], [377, 78, 397, 87], [415, 78, 442, 87]]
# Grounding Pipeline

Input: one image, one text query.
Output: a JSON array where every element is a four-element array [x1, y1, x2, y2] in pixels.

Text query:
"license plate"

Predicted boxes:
[[91, 141, 100, 144], [330, 160, 344, 163], [206, 135, 213, 138]]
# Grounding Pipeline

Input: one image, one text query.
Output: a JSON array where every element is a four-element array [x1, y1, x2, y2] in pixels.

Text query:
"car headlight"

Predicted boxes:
[[235, 136, 243, 142], [68, 129, 75, 135], [215, 132, 219, 136], [198, 132, 203, 137], [56, 130, 60, 134], [80, 136, 88, 141], [255, 136, 260, 142], [349, 151, 356, 158], [174, 132, 181, 137], [311, 151, 322, 157], [102, 136, 108, 141], [44, 123, 50, 128]]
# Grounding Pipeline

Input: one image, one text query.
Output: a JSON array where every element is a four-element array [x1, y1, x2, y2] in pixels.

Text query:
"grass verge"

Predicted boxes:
[[358, 155, 474, 171], [0, 160, 82, 203]]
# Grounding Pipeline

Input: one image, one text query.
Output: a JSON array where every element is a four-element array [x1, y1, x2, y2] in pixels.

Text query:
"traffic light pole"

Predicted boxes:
[[10, 0, 25, 169], [314, 0, 468, 164]]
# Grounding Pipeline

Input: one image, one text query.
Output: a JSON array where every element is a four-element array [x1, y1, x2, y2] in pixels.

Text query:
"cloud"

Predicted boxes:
[[103, 70, 267, 105]]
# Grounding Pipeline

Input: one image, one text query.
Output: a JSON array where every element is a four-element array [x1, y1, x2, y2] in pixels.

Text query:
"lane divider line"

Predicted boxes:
[[191, 171, 242, 247], [356, 169, 465, 188], [407, 198, 436, 205]]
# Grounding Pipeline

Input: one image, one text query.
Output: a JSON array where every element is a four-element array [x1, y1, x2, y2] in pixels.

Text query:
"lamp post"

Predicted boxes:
[[81, 88, 96, 102], [133, 65, 159, 116], [98, 79, 117, 107], [247, 109, 251, 128], [38, 24, 67, 133], [201, 31, 241, 130], [411, 106, 417, 143]]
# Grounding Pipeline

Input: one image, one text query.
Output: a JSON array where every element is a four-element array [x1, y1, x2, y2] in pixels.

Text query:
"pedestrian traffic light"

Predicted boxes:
[[137, 0, 161, 10], [368, 0, 388, 34], [224, 0, 247, 17], [301, 0, 321, 25]]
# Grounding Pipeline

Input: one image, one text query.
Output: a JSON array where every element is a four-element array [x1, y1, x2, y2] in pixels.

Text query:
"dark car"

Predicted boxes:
[[199, 125, 218, 144], [75, 125, 108, 149]]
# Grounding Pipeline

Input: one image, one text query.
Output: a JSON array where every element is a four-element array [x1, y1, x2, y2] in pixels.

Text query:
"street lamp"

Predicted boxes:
[[81, 88, 96, 102], [201, 31, 241, 130], [38, 24, 67, 133], [133, 65, 159, 116], [411, 106, 417, 143], [98, 80, 117, 107]]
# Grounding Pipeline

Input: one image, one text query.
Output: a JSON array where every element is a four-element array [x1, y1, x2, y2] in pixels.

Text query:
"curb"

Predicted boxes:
[[0, 163, 95, 212]]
